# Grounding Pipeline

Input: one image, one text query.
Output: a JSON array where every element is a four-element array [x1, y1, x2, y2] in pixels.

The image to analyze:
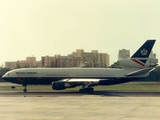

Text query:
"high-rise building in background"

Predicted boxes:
[[5, 57, 42, 69], [5, 49, 109, 69], [42, 49, 109, 68], [118, 49, 130, 59]]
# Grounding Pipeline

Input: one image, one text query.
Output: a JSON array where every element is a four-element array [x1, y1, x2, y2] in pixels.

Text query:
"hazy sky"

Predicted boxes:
[[0, 0, 160, 66]]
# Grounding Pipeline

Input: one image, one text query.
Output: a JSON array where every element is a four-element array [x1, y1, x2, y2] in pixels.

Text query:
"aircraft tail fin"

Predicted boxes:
[[118, 40, 157, 68], [131, 40, 156, 58]]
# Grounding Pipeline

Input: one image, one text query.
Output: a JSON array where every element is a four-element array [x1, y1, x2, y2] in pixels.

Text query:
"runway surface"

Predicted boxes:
[[1, 82, 160, 120], [0, 95, 160, 120]]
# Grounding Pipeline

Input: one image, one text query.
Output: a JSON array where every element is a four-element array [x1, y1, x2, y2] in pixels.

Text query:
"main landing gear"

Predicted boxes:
[[79, 84, 94, 93], [23, 85, 27, 92], [79, 87, 94, 93]]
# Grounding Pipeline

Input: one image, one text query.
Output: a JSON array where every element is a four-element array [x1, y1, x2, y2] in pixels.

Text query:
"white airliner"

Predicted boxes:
[[2, 40, 158, 92]]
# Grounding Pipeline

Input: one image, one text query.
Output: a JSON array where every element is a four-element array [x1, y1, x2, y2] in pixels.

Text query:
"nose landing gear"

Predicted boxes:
[[23, 85, 27, 92]]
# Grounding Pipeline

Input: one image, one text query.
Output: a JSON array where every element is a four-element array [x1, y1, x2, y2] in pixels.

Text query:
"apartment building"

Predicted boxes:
[[5, 49, 110, 69], [5, 57, 42, 69], [118, 49, 130, 59], [41, 49, 109, 68], [42, 55, 82, 68]]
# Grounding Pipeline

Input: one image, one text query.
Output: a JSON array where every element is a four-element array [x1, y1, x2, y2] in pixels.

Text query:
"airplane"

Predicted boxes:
[[2, 40, 158, 93]]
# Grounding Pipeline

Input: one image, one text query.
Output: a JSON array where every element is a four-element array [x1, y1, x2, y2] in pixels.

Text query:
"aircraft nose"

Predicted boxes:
[[2, 74, 6, 79], [2, 72, 9, 79]]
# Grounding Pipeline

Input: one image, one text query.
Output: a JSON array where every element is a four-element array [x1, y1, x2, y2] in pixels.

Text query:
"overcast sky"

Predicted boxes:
[[0, 0, 160, 66]]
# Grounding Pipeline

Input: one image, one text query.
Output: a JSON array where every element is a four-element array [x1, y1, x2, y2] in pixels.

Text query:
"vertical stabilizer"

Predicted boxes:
[[131, 40, 156, 58], [118, 40, 157, 68]]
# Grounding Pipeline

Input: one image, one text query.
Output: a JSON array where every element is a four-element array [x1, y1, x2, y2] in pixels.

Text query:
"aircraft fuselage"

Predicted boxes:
[[2, 67, 143, 85]]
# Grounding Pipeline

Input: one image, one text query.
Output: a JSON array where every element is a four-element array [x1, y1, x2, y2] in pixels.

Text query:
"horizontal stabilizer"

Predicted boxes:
[[126, 67, 155, 76]]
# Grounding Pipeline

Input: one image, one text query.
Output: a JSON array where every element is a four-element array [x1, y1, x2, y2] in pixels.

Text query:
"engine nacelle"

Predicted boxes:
[[52, 81, 81, 90]]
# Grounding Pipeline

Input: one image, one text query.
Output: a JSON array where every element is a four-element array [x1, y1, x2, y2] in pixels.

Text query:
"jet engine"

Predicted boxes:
[[52, 81, 81, 90]]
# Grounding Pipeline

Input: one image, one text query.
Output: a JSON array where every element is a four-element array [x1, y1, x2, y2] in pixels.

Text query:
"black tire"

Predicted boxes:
[[86, 88, 94, 93], [23, 89, 27, 92], [79, 89, 84, 93]]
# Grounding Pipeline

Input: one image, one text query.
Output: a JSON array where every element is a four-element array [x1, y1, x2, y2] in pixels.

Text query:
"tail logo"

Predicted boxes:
[[141, 49, 148, 56]]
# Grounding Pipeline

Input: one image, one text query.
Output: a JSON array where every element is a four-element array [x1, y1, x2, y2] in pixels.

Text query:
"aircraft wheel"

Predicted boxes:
[[90, 88, 94, 92], [79, 89, 85, 93], [23, 84, 27, 92], [79, 88, 94, 93], [23, 89, 27, 92], [86, 88, 94, 93]]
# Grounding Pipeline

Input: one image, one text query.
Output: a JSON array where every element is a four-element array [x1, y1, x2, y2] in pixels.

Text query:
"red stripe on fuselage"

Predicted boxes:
[[132, 59, 145, 67], [16, 78, 24, 83]]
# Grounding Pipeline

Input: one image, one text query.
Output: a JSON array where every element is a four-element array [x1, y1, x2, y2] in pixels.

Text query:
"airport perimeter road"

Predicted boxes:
[[0, 97, 160, 120]]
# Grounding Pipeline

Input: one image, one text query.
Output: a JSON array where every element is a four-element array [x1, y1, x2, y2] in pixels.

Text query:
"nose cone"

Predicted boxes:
[[2, 74, 6, 79], [2, 72, 9, 80]]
